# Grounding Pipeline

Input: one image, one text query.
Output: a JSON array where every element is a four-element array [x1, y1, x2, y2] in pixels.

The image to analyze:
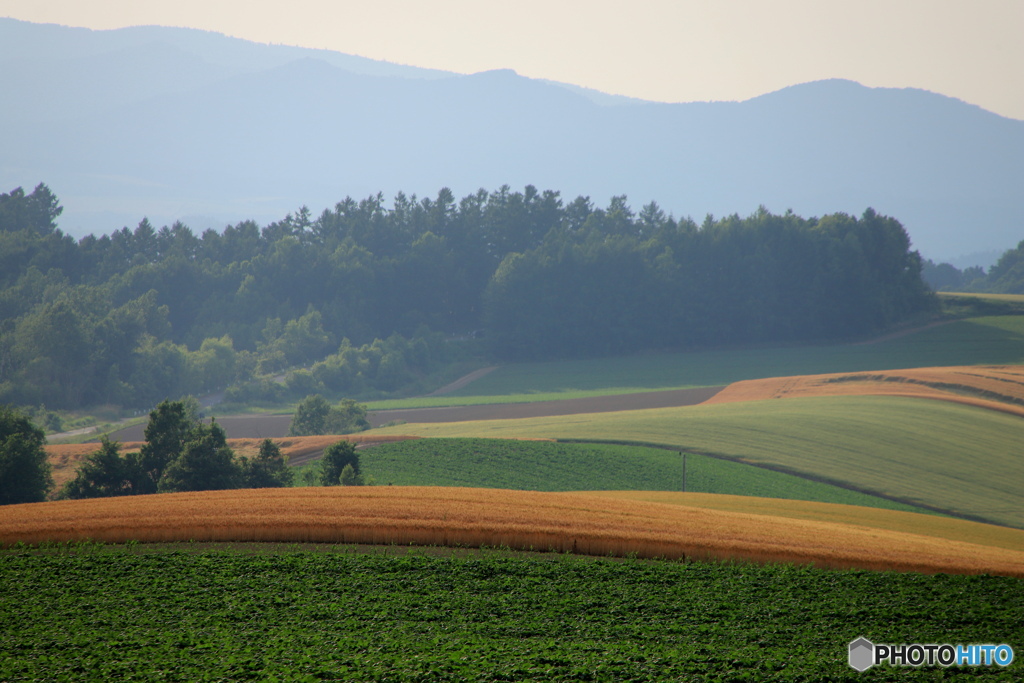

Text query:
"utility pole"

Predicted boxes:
[[681, 451, 687, 493]]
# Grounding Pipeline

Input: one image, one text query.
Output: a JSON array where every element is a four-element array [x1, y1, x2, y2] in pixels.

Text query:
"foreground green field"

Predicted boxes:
[[327, 438, 930, 514], [2, 545, 1021, 681], [369, 396, 1024, 528], [367, 315, 1024, 409]]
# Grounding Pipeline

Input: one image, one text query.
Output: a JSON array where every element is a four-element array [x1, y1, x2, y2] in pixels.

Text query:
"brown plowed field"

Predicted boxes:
[[4, 487, 1024, 576], [703, 364, 1024, 416], [99, 386, 725, 444]]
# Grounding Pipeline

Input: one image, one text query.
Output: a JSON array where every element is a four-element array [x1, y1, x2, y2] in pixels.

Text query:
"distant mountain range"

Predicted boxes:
[[2, 18, 1021, 264]]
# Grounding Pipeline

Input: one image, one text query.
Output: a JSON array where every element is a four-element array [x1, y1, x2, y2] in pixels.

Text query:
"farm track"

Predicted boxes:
[[423, 366, 499, 395]]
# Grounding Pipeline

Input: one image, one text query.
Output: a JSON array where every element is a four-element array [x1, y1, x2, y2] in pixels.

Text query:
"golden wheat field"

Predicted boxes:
[[703, 364, 1024, 415], [4, 487, 1024, 577], [586, 491, 1024, 552]]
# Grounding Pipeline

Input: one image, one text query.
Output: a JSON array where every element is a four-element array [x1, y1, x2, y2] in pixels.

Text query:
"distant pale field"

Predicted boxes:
[[940, 292, 1024, 302], [368, 395, 1024, 528], [369, 315, 1024, 409], [3, 487, 1024, 577], [705, 364, 1024, 416]]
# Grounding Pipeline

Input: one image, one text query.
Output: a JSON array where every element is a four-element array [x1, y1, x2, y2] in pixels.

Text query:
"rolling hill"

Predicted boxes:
[[4, 487, 1024, 576]]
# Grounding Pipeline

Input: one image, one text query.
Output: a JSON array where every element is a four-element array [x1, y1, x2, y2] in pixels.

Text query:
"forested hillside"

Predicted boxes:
[[0, 183, 937, 411], [923, 241, 1024, 294]]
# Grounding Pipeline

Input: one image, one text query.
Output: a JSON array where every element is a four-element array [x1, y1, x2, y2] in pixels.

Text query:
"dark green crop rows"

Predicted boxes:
[[2, 544, 1022, 681]]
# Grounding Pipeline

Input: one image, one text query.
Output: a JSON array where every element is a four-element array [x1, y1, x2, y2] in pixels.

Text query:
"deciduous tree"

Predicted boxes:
[[0, 406, 52, 504]]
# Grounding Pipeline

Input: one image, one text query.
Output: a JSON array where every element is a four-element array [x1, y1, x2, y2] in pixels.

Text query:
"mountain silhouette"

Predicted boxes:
[[2, 18, 1020, 262]]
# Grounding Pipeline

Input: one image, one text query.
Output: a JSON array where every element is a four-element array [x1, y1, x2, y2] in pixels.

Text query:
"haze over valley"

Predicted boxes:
[[2, 18, 1022, 265]]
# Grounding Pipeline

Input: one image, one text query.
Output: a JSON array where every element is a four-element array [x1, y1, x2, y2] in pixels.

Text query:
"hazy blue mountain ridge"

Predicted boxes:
[[1, 18, 1021, 263]]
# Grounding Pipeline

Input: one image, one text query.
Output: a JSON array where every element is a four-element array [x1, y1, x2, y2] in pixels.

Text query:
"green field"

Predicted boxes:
[[367, 316, 1024, 410], [3, 544, 1021, 682], [306, 438, 928, 514], [369, 396, 1024, 528]]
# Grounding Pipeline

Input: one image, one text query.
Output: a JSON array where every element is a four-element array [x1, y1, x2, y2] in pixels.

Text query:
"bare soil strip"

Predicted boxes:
[[4, 487, 1024, 576]]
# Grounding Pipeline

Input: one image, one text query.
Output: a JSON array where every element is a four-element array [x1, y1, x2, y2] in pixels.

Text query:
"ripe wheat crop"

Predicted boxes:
[[3, 487, 1023, 576]]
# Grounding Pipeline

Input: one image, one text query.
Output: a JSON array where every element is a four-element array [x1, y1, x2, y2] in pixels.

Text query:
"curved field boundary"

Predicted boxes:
[[703, 364, 1024, 417], [366, 395, 1024, 529], [585, 491, 1024, 552], [3, 487, 1024, 577]]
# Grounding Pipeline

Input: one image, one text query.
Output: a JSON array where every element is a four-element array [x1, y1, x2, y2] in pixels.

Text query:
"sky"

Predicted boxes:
[[2, 0, 1022, 120]]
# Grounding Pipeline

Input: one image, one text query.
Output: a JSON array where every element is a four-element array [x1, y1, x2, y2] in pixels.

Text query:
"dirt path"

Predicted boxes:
[[424, 366, 499, 396], [853, 320, 954, 345], [99, 386, 724, 440]]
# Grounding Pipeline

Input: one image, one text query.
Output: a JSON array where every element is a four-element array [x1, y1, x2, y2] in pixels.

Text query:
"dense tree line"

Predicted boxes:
[[0, 183, 937, 410], [485, 206, 936, 358]]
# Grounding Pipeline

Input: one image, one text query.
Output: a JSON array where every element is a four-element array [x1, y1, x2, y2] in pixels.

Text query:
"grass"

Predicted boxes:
[[365, 315, 1024, 410], [3, 544, 1022, 681], [326, 437, 930, 513], [367, 395, 1024, 529]]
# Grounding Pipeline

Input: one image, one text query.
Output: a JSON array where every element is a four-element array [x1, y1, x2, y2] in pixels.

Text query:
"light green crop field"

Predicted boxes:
[[330, 438, 928, 513], [367, 316, 1024, 409], [369, 395, 1024, 529]]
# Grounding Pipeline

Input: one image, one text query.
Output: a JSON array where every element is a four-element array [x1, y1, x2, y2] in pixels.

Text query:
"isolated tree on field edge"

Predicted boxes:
[[290, 394, 370, 436], [289, 394, 331, 436], [157, 419, 239, 493], [240, 438, 293, 488], [320, 440, 359, 486], [58, 437, 147, 499], [138, 398, 203, 492], [0, 406, 52, 505]]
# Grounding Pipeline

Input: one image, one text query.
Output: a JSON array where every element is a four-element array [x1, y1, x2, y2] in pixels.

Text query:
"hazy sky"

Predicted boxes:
[[2, 0, 1022, 119]]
